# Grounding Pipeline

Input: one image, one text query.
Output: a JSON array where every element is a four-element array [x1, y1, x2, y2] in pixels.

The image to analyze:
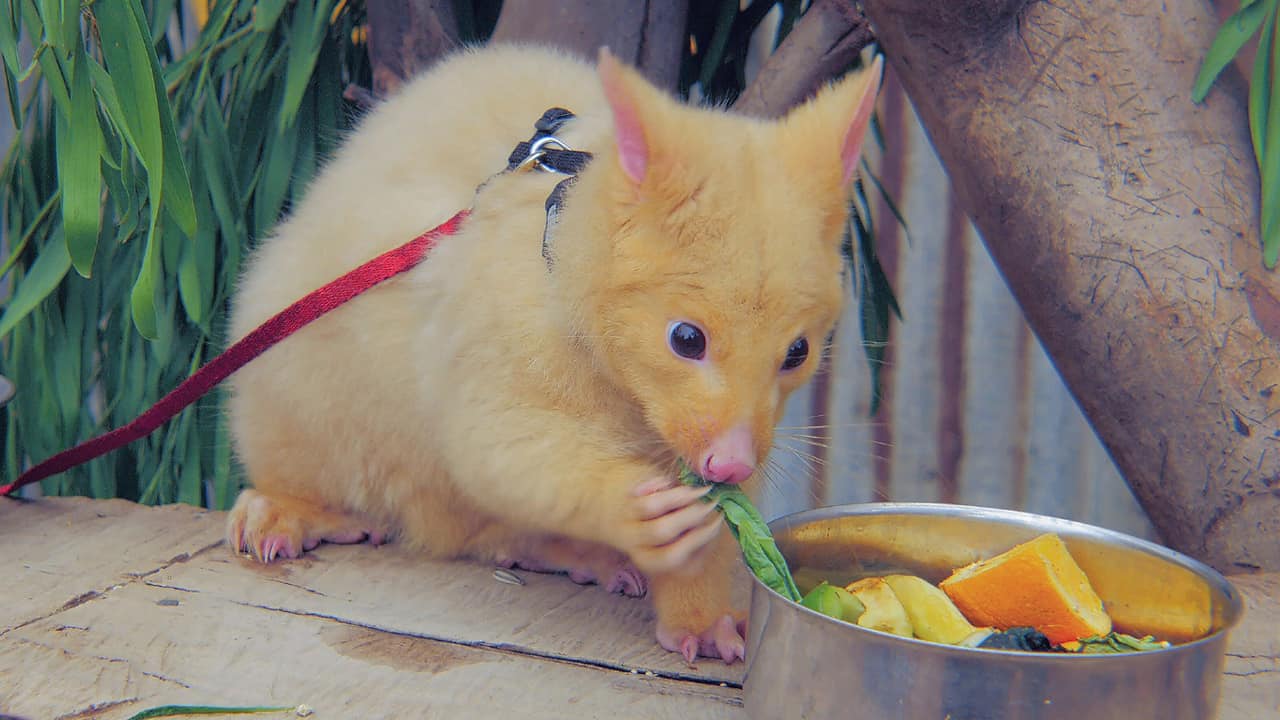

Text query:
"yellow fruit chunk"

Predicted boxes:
[[845, 577, 913, 637], [882, 574, 977, 644], [939, 532, 1111, 645]]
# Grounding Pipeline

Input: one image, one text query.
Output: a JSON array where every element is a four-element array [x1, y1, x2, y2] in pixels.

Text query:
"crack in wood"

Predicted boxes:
[[1, 540, 225, 640], [1224, 667, 1279, 678], [227, 598, 745, 693], [52, 696, 139, 720]]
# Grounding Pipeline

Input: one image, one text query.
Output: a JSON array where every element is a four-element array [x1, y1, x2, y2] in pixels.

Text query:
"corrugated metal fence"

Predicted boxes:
[[759, 68, 1158, 542]]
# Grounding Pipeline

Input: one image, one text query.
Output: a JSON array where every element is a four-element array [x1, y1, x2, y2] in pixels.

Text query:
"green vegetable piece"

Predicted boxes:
[[678, 461, 802, 602], [799, 582, 867, 623], [1073, 631, 1171, 654], [801, 581, 844, 619]]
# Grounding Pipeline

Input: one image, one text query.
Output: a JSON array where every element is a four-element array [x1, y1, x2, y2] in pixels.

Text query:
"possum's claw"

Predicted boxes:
[[227, 488, 386, 563], [605, 565, 647, 598]]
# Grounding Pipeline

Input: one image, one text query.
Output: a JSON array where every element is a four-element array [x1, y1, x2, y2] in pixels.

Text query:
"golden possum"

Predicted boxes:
[[225, 44, 881, 664]]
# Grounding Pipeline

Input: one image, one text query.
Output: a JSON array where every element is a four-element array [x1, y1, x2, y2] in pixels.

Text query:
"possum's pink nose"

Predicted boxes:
[[700, 425, 756, 484]]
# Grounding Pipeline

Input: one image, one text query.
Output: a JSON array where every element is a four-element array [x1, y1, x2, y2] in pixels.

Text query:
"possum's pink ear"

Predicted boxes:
[[784, 55, 884, 186], [598, 48, 650, 184], [838, 55, 883, 184]]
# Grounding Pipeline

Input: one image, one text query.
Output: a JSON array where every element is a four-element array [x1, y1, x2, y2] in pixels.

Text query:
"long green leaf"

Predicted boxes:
[[1251, 3, 1277, 172], [59, 45, 103, 277], [87, 56, 138, 154], [277, 0, 334, 132], [127, 0, 197, 239], [34, 41, 71, 116], [0, 0, 22, 131], [0, 234, 71, 339], [1265, 7, 1280, 267], [126, 704, 295, 720], [129, 225, 161, 339], [93, 0, 162, 183], [0, 0, 20, 74], [94, 0, 166, 336], [253, 0, 288, 33], [1193, 0, 1271, 102]]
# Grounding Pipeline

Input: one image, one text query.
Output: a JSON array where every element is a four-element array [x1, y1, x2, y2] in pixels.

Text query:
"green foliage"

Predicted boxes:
[[1195, 0, 1280, 267], [0, 0, 369, 506]]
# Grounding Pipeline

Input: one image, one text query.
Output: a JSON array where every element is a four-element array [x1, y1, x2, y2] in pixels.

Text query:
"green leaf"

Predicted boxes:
[[197, 97, 242, 238], [126, 704, 296, 720], [699, 0, 738, 91], [93, 0, 162, 180], [94, 0, 167, 299], [177, 223, 210, 326], [277, 0, 335, 132], [253, 0, 288, 32], [1192, 0, 1271, 102], [1251, 2, 1277, 172], [58, 46, 103, 277], [87, 56, 138, 153], [0, 234, 71, 339], [130, 225, 161, 339], [254, 119, 299, 235], [0, 0, 23, 131], [49, 304, 81, 426], [38, 0, 76, 51], [1263, 5, 1280, 267], [35, 42, 71, 115], [678, 461, 802, 602], [0, 0, 20, 74]]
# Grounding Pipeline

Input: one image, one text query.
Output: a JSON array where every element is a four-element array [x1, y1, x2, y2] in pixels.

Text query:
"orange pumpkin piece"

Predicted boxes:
[[939, 533, 1111, 645]]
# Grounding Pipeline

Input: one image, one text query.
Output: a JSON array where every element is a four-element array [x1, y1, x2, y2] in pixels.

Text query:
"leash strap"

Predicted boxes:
[[1, 210, 470, 497]]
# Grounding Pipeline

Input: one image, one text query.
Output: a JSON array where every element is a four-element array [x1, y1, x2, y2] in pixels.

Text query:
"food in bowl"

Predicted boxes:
[[794, 532, 1175, 653]]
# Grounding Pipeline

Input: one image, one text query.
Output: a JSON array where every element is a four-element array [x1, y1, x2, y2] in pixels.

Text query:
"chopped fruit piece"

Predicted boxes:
[[940, 533, 1111, 645], [845, 577, 913, 637], [882, 574, 978, 644]]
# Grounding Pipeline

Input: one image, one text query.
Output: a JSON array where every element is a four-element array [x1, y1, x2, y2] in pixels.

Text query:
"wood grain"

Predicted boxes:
[[2, 497, 1274, 719]]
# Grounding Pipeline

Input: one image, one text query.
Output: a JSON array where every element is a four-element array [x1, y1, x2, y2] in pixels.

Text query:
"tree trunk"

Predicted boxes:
[[858, 0, 1280, 572], [489, 0, 688, 92], [365, 0, 460, 97]]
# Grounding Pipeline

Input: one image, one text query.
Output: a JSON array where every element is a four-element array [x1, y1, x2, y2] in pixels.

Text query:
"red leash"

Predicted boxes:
[[1, 209, 470, 497]]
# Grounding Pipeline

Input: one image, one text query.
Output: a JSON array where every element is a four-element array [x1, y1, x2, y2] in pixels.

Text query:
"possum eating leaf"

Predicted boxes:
[[678, 461, 802, 602]]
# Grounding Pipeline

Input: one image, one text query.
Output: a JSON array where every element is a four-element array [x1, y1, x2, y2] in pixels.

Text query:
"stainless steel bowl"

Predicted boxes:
[[742, 503, 1243, 720]]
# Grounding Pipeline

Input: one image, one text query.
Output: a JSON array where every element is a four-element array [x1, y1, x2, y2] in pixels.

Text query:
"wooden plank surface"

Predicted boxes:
[[0, 496, 224, 631], [1, 497, 1276, 720]]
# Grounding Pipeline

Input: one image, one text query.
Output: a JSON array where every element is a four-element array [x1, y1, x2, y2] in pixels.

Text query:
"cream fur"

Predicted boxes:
[[226, 43, 881, 658]]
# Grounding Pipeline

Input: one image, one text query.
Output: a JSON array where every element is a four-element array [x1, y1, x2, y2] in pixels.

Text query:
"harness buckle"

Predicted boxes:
[[515, 136, 577, 175]]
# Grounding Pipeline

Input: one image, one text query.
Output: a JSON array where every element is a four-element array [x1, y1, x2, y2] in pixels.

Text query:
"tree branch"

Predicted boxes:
[[365, 0, 461, 97], [732, 0, 876, 118]]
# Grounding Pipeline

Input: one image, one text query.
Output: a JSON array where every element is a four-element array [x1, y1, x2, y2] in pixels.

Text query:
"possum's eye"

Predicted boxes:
[[781, 337, 809, 371], [668, 321, 707, 360]]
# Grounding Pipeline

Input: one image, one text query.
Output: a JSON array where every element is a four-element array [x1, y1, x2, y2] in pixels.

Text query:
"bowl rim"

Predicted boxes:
[[752, 501, 1245, 658]]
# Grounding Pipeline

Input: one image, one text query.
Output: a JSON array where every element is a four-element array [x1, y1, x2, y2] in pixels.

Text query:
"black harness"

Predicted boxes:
[[505, 108, 593, 270]]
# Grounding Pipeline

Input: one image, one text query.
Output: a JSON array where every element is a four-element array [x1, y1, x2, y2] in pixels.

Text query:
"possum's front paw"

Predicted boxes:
[[656, 612, 748, 665], [620, 477, 723, 576], [227, 489, 388, 562]]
